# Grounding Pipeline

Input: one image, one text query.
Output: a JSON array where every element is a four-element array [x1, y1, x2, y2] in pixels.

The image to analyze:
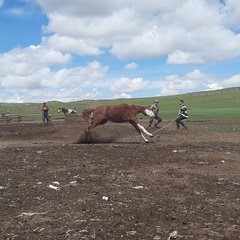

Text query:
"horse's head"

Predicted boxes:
[[58, 107, 62, 113], [144, 108, 155, 117]]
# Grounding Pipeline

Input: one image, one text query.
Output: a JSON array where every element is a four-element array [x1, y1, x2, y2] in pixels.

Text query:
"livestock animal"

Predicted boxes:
[[58, 107, 77, 114], [82, 103, 155, 142]]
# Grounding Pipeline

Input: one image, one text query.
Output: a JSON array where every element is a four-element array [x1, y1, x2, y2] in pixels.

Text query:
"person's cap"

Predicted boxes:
[[154, 100, 159, 103]]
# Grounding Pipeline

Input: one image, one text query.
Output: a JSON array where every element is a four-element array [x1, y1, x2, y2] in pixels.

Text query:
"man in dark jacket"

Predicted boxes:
[[176, 100, 188, 129]]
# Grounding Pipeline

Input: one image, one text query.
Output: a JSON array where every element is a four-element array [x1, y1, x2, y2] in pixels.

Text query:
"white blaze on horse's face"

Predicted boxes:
[[58, 109, 61, 113], [145, 109, 155, 117]]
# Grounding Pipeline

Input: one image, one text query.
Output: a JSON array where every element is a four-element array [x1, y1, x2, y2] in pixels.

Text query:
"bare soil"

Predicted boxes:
[[0, 118, 239, 240]]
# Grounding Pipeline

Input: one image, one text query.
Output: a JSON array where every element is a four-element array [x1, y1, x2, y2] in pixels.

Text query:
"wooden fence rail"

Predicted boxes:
[[0, 113, 84, 124], [0, 114, 22, 124]]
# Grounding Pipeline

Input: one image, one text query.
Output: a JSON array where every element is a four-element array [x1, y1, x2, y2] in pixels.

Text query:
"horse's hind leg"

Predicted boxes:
[[137, 124, 153, 137], [130, 121, 153, 142], [88, 119, 108, 130]]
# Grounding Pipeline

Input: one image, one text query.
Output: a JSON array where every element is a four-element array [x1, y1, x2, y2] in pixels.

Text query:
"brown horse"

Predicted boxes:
[[82, 103, 155, 142]]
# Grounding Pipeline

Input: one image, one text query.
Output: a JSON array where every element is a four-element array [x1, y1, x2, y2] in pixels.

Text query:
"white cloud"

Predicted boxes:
[[167, 50, 204, 64], [219, 0, 240, 29], [206, 83, 223, 91], [110, 77, 148, 93], [125, 62, 138, 69], [0, 46, 70, 89], [158, 69, 221, 95], [0, 45, 70, 75], [112, 93, 132, 99], [43, 34, 103, 56], [185, 69, 209, 80], [0, 86, 105, 103], [0, 44, 108, 89], [36, 0, 127, 16], [222, 74, 240, 87], [41, 61, 109, 88], [0, 43, 109, 102], [83, 88, 104, 99], [159, 88, 179, 96], [36, 0, 240, 62]]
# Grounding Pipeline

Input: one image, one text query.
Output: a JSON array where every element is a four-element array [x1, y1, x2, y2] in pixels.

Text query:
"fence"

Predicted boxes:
[[0, 113, 84, 124], [0, 114, 22, 124]]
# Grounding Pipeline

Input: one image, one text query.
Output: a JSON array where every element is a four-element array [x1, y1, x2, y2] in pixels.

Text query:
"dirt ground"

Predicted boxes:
[[0, 117, 239, 240]]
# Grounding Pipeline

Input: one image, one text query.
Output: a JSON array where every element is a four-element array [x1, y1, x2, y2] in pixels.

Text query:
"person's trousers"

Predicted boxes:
[[149, 115, 162, 126], [176, 115, 187, 129]]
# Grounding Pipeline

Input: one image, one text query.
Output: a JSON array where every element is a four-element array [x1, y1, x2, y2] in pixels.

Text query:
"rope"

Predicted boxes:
[[151, 115, 178, 134]]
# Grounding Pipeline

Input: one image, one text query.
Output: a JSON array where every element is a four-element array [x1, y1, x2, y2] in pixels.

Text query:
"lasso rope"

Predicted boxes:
[[151, 115, 178, 134]]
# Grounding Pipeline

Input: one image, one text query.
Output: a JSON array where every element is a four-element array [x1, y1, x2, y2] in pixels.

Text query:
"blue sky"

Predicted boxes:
[[0, 0, 240, 103]]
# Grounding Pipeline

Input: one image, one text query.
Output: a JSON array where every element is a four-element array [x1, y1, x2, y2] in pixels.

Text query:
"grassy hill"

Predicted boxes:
[[0, 87, 239, 121]]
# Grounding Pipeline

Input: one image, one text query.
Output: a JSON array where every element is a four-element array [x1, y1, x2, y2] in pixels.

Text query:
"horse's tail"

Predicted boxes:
[[82, 108, 95, 124]]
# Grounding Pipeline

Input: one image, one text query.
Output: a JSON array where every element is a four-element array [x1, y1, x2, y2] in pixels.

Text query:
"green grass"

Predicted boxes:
[[0, 87, 240, 120]]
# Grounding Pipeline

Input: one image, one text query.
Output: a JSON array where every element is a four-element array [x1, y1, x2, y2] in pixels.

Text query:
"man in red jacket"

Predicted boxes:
[[41, 102, 49, 123]]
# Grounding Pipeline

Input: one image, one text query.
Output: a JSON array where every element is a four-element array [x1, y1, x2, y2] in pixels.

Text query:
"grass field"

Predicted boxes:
[[0, 87, 239, 121]]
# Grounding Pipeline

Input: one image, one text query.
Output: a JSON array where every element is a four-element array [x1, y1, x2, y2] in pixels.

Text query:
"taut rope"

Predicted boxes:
[[151, 115, 178, 134]]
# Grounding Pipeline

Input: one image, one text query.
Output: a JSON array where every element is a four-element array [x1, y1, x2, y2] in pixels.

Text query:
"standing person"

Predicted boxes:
[[176, 100, 188, 129], [149, 100, 162, 128], [41, 102, 49, 123]]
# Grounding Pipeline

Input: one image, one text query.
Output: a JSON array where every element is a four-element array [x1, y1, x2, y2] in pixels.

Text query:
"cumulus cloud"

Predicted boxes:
[[0, 43, 109, 102], [158, 69, 222, 96], [110, 77, 148, 93], [38, 0, 240, 63], [41, 61, 109, 88], [0, 46, 70, 88], [167, 51, 204, 64], [0, 45, 70, 74], [0, 44, 108, 89], [222, 74, 240, 87], [43, 34, 103, 56], [125, 62, 138, 69], [112, 93, 132, 99], [36, 0, 240, 62]]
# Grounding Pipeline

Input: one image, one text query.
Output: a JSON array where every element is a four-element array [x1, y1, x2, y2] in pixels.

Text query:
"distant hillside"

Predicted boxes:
[[0, 87, 239, 120]]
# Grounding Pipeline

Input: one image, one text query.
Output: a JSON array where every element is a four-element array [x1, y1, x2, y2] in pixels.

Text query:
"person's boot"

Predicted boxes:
[[181, 121, 187, 130]]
